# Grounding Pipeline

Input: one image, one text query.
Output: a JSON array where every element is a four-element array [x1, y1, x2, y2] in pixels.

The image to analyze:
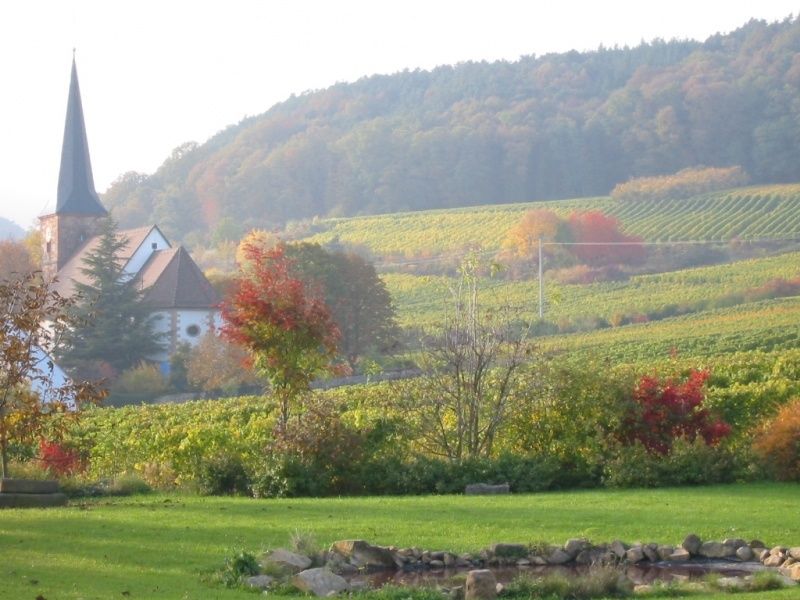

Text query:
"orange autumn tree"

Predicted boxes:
[[221, 244, 340, 428]]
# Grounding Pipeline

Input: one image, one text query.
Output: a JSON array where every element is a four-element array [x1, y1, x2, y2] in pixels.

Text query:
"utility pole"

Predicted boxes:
[[538, 236, 544, 319]]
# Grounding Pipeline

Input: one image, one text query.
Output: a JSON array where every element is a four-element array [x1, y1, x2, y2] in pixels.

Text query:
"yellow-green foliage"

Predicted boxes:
[[611, 165, 749, 203], [384, 251, 800, 329], [540, 297, 800, 363], [299, 184, 800, 261], [62, 396, 276, 486]]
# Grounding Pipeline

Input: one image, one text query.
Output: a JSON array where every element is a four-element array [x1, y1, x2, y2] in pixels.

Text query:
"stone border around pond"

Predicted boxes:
[[243, 535, 800, 596]]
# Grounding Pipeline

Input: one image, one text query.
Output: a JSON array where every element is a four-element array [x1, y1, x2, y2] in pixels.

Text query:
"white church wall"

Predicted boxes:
[[150, 310, 174, 363], [176, 309, 218, 348], [123, 228, 171, 277]]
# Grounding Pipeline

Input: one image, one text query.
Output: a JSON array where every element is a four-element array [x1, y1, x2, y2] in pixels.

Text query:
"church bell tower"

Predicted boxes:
[[40, 57, 107, 281]]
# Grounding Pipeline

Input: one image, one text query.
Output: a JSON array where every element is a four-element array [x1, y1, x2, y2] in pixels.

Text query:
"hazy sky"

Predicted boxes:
[[1, 0, 797, 230]]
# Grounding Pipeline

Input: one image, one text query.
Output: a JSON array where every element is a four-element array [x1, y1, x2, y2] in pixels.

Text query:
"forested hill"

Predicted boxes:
[[104, 17, 800, 245]]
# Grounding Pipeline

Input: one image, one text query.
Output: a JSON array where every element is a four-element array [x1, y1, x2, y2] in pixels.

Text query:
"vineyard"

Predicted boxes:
[[302, 184, 800, 260], [384, 251, 800, 329], [538, 297, 800, 364]]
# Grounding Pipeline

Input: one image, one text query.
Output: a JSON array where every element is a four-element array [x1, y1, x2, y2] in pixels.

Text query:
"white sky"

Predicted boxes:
[[0, 0, 797, 230]]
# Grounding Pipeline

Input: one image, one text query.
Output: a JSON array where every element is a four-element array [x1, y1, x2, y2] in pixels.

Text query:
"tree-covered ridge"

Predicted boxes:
[[104, 17, 800, 245]]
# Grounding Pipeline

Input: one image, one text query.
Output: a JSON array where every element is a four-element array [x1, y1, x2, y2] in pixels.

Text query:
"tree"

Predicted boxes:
[[0, 238, 36, 283], [0, 272, 104, 478], [412, 253, 535, 460], [58, 219, 164, 379], [221, 243, 340, 427], [186, 333, 263, 396], [285, 243, 398, 369], [566, 211, 645, 266]]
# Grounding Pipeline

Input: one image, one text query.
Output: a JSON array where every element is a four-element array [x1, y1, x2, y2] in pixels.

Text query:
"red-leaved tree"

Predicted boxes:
[[221, 244, 340, 428], [624, 370, 731, 455], [566, 211, 645, 266]]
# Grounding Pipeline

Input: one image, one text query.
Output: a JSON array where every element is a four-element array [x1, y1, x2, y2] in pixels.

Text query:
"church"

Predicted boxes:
[[40, 59, 220, 371]]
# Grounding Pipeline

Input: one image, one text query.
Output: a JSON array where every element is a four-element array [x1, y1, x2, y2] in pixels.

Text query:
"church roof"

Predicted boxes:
[[52, 226, 160, 298], [55, 58, 107, 216], [134, 246, 220, 310]]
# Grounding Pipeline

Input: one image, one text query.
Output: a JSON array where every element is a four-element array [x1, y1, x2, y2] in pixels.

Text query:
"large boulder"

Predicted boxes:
[[330, 540, 396, 570], [699, 541, 735, 559], [682, 534, 702, 556], [260, 548, 312, 573], [292, 568, 349, 597], [465, 569, 497, 600]]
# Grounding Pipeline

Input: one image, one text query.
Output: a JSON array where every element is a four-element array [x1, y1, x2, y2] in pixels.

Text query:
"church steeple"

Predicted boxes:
[[40, 57, 108, 280], [56, 57, 107, 216]]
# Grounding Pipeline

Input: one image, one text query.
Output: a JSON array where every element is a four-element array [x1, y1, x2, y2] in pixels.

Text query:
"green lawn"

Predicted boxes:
[[1, 484, 798, 599]]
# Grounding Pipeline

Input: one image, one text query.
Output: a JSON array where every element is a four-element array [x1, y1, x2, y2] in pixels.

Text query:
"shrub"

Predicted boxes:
[[603, 438, 742, 488], [623, 370, 731, 455], [105, 473, 152, 496], [39, 439, 83, 477], [111, 362, 168, 396], [753, 398, 800, 481], [196, 453, 251, 496]]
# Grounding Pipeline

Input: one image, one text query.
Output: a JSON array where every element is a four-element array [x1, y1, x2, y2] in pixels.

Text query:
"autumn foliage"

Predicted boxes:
[[623, 370, 731, 455], [611, 166, 749, 203], [502, 209, 644, 267], [221, 244, 340, 425], [753, 398, 800, 481]]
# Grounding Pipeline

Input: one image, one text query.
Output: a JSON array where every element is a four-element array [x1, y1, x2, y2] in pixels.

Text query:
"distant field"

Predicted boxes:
[[384, 251, 800, 329], [538, 297, 800, 363], [303, 184, 800, 259], [1, 485, 799, 599]]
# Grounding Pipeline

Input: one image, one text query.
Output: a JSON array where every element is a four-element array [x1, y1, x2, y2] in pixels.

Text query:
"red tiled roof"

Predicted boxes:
[[133, 246, 219, 309]]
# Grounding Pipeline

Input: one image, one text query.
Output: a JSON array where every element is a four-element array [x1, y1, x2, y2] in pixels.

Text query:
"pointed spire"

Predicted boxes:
[[56, 56, 107, 216]]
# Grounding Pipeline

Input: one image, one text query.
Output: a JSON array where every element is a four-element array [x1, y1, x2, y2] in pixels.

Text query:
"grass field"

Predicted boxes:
[[1, 484, 799, 599]]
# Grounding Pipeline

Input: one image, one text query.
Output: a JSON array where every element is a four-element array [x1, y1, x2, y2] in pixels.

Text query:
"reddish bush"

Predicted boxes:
[[753, 398, 800, 481], [624, 370, 731, 454], [39, 439, 83, 477], [566, 211, 645, 266]]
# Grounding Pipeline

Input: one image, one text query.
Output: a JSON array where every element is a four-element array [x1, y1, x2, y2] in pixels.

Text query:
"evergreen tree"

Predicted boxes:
[[59, 218, 164, 378]]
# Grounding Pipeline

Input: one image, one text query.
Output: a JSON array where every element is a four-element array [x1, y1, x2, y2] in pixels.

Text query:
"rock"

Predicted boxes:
[[444, 553, 456, 567], [782, 563, 800, 582], [759, 549, 771, 562], [723, 538, 747, 549], [610, 540, 628, 559], [531, 556, 548, 566], [736, 546, 754, 562], [547, 549, 572, 564], [292, 568, 349, 597], [626, 547, 645, 563], [495, 583, 505, 594], [245, 575, 274, 590], [789, 548, 800, 560], [456, 556, 473, 568], [431, 551, 446, 560], [633, 584, 653, 594], [261, 548, 312, 573], [682, 534, 702, 555], [491, 543, 528, 558], [429, 560, 445, 569], [564, 538, 589, 558], [465, 570, 497, 600], [749, 540, 766, 549], [770, 546, 787, 557], [464, 483, 510, 495], [575, 550, 598, 565], [764, 555, 784, 567], [699, 541, 734, 559], [657, 545, 674, 560], [642, 545, 658, 562], [330, 540, 396, 570], [668, 548, 691, 561]]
